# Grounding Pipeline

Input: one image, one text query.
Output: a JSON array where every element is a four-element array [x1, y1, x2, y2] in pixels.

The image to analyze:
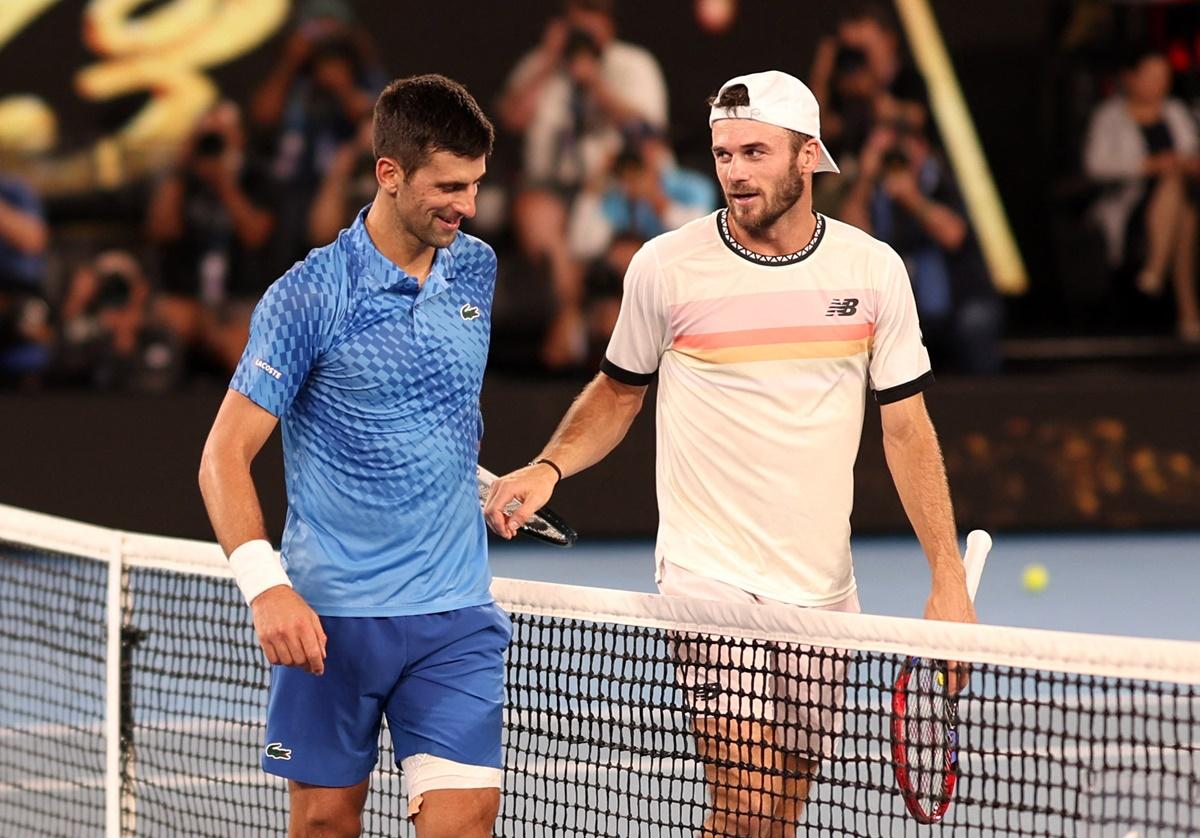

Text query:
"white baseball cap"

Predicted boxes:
[[708, 70, 840, 174]]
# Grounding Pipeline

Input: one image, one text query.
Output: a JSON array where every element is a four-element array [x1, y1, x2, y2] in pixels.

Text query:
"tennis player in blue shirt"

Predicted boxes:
[[199, 74, 504, 838]]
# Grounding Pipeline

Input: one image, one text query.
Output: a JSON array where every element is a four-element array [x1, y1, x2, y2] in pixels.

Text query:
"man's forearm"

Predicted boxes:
[[537, 373, 647, 479], [199, 452, 271, 556], [882, 416, 963, 585], [216, 181, 274, 248]]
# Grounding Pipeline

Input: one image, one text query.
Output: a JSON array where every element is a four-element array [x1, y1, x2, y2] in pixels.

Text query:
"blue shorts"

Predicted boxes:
[[261, 602, 511, 787]]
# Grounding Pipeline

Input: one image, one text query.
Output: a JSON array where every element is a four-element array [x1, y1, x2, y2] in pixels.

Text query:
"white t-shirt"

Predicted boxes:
[[602, 210, 932, 606], [507, 40, 668, 187]]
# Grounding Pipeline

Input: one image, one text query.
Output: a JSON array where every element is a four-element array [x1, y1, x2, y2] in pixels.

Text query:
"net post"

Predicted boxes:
[[104, 531, 123, 838]]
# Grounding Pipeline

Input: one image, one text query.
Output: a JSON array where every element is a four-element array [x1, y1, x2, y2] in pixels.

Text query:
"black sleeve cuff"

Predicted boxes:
[[600, 357, 656, 386], [874, 370, 935, 404]]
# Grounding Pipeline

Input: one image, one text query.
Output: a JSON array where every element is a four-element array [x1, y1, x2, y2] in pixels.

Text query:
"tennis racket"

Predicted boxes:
[[890, 528, 991, 824], [477, 465, 578, 547]]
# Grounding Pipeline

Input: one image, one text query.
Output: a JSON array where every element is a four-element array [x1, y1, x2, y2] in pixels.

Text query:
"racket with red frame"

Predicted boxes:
[[890, 529, 991, 824]]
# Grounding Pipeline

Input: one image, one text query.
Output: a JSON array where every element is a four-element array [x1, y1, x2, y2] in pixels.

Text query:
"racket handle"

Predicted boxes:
[[963, 529, 992, 602]]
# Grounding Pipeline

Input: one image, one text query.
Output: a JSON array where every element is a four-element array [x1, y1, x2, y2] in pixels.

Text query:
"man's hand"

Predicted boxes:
[[250, 586, 327, 675], [858, 125, 896, 182], [483, 463, 559, 539], [925, 574, 977, 694], [924, 582, 977, 625], [881, 167, 922, 207], [1146, 151, 1184, 177]]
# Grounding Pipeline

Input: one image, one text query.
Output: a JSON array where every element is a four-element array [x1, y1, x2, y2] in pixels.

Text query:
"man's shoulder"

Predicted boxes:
[[608, 39, 660, 67], [643, 211, 723, 267], [1090, 96, 1131, 126], [820, 214, 901, 264], [261, 236, 352, 314]]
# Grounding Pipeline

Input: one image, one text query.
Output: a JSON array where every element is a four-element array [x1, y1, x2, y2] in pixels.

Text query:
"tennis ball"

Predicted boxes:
[[1021, 563, 1049, 593]]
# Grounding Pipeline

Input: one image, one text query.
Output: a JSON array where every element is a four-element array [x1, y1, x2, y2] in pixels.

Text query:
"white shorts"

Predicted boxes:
[[658, 560, 861, 758]]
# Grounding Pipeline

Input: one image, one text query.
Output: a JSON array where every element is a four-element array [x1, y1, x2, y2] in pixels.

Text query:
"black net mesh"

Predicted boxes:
[[0, 541, 107, 837], [2, 542, 1199, 836]]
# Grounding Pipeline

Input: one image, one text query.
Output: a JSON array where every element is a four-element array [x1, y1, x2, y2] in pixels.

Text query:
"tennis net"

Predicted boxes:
[[2, 504, 1199, 836]]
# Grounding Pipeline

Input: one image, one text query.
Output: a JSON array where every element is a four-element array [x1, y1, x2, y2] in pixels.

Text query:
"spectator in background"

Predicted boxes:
[[251, 2, 384, 265], [566, 127, 716, 359], [307, 116, 375, 246], [146, 101, 276, 373], [824, 45, 884, 164], [1084, 48, 1200, 341], [58, 250, 179, 391], [498, 0, 668, 368], [568, 126, 716, 262], [0, 169, 51, 385], [811, 3, 928, 141], [841, 118, 1002, 373]]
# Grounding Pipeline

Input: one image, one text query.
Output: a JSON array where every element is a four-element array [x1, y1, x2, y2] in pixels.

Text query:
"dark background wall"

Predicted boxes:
[[3, 373, 1196, 542]]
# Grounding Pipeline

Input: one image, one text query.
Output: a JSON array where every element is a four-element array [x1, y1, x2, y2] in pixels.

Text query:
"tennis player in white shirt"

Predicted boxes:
[[485, 70, 976, 837]]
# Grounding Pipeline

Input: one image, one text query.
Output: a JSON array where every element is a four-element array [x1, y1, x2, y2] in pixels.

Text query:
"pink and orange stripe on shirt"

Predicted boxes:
[[668, 290, 874, 364]]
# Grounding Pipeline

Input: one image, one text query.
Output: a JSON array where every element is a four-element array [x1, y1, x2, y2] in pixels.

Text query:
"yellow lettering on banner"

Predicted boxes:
[[0, 1, 62, 153], [0, 0, 60, 50], [77, 0, 291, 181], [0, 0, 291, 191]]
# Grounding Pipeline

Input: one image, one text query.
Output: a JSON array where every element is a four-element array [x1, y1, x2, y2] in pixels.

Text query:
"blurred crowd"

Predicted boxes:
[[2, 0, 1198, 392]]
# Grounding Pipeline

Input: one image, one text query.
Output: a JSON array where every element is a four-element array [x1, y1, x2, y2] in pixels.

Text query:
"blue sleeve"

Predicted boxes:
[[0, 178, 42, 216], [230, 264, 339, 417]]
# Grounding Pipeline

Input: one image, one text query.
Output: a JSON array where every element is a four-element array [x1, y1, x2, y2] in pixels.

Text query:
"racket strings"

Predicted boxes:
[[905, 662, 953, 808]]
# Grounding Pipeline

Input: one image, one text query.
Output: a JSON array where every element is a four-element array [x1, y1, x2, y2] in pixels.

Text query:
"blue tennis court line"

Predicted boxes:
[[488, 532, 1200, 642]]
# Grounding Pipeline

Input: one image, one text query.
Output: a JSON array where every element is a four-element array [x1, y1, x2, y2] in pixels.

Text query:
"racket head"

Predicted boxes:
[[891, 655, 960, 824], [476, 465, 578, 547]]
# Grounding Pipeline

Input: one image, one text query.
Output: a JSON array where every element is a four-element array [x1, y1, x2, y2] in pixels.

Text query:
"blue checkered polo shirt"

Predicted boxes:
[[230, 207, 496, 616]]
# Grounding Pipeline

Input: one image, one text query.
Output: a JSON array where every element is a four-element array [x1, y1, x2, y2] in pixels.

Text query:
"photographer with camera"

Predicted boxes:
[[146, 101, 277, 376], [841, 119, 1002, 373], [498, 0, 667, 368], [250, 8, 384, 269], [58, 250, 179, 391]]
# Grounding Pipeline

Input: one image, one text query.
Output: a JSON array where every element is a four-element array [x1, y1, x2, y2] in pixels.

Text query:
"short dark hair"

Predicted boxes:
[[373, 74, 494, 176], [1118, 44, 1167, 73], [707, 84, 813, 155], [841, 1, 897, 32], [708, 83, 750, 111]]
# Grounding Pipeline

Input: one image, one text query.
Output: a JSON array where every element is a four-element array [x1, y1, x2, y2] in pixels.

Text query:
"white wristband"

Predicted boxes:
[[228, 539, 292, 606]]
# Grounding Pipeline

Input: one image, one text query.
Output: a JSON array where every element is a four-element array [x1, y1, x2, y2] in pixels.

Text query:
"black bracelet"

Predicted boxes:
[[532, 458, 563, 484]]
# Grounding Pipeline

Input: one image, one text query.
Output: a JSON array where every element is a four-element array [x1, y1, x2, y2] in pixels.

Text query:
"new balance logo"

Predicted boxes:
[[264, 742, 292, 760], [693, 682, 722, 702], [254, 358, 283, 380], [825, 298, 859, 317], [460, 303, 481, 321]]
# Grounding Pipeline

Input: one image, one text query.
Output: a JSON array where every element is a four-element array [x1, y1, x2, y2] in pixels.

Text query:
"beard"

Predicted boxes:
[[393, 192, 459, 249], [727, 168, 805, 236]]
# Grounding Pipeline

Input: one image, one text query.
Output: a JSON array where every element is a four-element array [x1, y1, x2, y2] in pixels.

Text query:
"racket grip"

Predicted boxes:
[[963, 529, 991, 602]]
